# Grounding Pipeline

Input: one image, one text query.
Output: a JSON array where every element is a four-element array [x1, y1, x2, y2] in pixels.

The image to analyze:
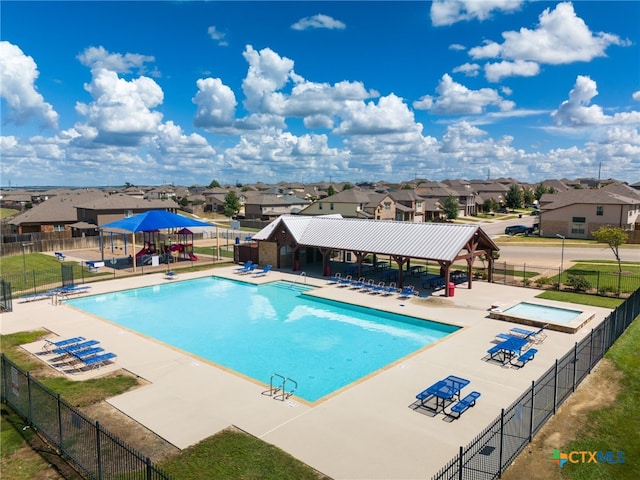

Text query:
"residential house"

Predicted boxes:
[[243, 194, 310, 220], [538, 189, 640, 239], [363, 193, 396, 220], [389, 190, 423, 222], [8, 190, 106, 235], [415, 182, 469, 218], [301, 189, 380, 218]]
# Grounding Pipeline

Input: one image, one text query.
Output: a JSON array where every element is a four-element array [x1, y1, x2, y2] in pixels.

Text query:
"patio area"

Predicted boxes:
[[2, 266, 612, 479]]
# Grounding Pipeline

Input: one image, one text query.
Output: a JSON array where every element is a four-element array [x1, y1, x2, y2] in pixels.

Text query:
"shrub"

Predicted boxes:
[[566, 274, 592, 292]]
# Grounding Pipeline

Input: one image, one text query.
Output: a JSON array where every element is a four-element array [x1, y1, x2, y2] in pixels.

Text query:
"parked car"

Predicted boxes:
[[497, 207, 509, 214], [530, 210, 540, 216], [505, 225, 533, 235]]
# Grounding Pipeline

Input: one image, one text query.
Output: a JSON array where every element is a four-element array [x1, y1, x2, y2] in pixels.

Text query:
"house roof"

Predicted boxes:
[[75, 194, 172, 210], [253, 215, 498, 263], [540, 189, 640, 209], [8, 190, 107, 225]]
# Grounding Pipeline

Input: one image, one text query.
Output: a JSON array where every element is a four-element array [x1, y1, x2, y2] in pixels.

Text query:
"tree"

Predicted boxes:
[[342, 183, 353, 190], [592, 226, 628, 294], [223, 191, 241, 218], [442, 195, 459, 220], [534, 183, 548, 201], [482, 197, 499, 214], [505, 184, 523, 209], [208, 179, 221, 188], [522, 187, 535, 206], [327, 185, 336, 197]]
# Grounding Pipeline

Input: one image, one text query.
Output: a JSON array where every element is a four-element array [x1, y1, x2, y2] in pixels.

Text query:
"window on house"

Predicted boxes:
[[124, 209, 133, 217], [571, 223, 585, 234], [330, 203, 334, 210], [384, 202, 391, 210], [318, 203, 323, 210], [596, 205, 603, 216], [572, 217, 586, 223], [416, 201, 422, 209], [53, 224, 65, 232]]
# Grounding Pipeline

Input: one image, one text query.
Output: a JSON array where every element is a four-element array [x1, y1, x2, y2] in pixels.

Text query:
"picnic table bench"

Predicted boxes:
[[55, 252, 66, 261], [86, 261, 105, 273]]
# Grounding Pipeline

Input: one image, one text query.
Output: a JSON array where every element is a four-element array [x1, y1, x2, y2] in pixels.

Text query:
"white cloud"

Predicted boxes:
[[193, 78, 237, 128], [207, 26, 228, 46], [0, 41, 59, 129], [484, 60, 540, 82], [552, 75, 640, 127], [431, 0, 524, 27], [469, 2, 629, 79], [333, 94, 421, 135], [413, 74, 514, 115], [291, 14, 346, 31], [452, 63, 480, 77], [78, 45, 155, 75], [633, 91, 640, 102]]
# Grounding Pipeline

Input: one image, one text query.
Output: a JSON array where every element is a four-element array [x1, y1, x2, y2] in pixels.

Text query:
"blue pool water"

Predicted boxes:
[[68, 277, 457, 402], [503, 302, 582, 324]]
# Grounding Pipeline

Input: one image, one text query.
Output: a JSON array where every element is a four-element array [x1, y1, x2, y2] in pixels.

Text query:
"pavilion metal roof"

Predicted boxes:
[[253, 215, 498, 262]]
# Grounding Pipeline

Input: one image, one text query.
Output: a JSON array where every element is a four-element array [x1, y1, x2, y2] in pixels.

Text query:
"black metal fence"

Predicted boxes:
[[0, 279, 12, 312], [484, 261, 640, 297], [0, 355, 173, 480], [432, 287, 640, 480], [2, 263, 91, 300]]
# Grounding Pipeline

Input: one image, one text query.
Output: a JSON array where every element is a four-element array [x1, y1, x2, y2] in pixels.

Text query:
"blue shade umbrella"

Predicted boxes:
[[100, 210, 211, 232]]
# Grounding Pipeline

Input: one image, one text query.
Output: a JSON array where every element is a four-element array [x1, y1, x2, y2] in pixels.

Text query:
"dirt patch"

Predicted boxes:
[[414, 296, 456, 307], [81, 401, 180, 463], [501, 358, 622, 480]]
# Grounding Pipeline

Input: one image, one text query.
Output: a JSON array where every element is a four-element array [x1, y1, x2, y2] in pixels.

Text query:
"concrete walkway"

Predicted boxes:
[[3, 267, 612, 480]]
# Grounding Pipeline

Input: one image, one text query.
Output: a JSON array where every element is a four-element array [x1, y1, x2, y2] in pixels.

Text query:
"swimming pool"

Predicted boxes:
[[489, 301, 594, 333], [503, 302, 582, 324], [68, 277, 458, 402]]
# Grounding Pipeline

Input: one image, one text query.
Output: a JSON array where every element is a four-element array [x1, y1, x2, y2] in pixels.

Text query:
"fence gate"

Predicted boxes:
[[61, 264, 74, 287], [0, 279, 12, 312]]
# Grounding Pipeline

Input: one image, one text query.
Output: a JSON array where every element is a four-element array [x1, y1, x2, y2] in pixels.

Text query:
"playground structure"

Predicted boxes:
[[135, 228, 198, 265]]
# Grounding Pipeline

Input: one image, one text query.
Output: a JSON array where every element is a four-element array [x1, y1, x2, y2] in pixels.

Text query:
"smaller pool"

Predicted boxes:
[[489, 301, 595, 333], [503, 302, 582, 324]]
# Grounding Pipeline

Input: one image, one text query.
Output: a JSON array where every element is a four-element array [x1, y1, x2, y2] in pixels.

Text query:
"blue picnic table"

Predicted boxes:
[[488, 337, 529, 364], [416, 375, 471, 413]]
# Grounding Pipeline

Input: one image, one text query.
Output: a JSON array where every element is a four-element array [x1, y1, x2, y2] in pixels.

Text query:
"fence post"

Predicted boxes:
[[557, 267, 561, 290], [596, 271, 600, 294], [523, 264, 527, 286], [572, 343, 578, 392], [96, 420, 102, 480], [529, 380, 535, 442], [27, 372, 34, 426], [588, 329, 593, 373], [57, 393, 63, 449], [498, 408, 505, 478], [458, 445, 463, 480], [553, 360, 558, 415], [147, 457, 153, 480]]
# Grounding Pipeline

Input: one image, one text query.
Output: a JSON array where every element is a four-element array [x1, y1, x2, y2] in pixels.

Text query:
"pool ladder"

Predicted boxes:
[[296, 271, 307, 284], [269, 373, 298, 401]]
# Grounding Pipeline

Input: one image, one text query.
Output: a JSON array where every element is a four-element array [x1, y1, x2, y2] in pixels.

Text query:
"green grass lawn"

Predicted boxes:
[[0, 207, 20, 219], [560, 317, 640, 480]]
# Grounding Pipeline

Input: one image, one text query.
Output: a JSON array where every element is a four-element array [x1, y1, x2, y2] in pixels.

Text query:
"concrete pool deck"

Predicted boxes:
[[2, 267, 613, 480]]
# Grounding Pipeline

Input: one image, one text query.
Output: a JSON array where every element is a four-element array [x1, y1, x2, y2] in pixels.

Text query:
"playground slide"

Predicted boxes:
[[187, 252, 198, 261], [136, 248, 148, 258]]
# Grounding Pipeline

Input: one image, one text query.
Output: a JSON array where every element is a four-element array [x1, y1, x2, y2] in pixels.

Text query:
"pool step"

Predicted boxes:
[[270, 281, 313, 293]]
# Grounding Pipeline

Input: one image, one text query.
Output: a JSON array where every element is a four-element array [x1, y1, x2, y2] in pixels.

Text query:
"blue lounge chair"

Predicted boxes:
[[70, 347, 105, 362], [398, 286, 417, 299], [327, 272, 342, 284], [511, 348, 538, 368], [350, 277, 366, 290], [381, 282, 397, 296], [233, 261, 253, 274], [337, 275, 352, 287], [237, 263, 257, 275], [52, 340, 99, 356], [164, 271, 179, 280], [448, 391, 481, 419], [252, 265, 272, 277], [509, 325, 548, 344], [369, 282, 386, 294], [360, 280, 376, 293], [81, 352, 117, 370], [44, 336, 85, 351]]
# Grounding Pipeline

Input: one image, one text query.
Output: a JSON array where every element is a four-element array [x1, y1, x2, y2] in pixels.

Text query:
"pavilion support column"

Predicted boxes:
[[292, 245, 300, 271], [438, 261, 452, 297], [391, 255, 409, 288], [319, 247, 333, 276], [353, 251, 366, 278], [487, 253, 495, 283]]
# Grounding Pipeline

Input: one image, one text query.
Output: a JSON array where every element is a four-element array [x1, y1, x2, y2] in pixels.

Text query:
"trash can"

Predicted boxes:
[[448, 282, 455, 296]]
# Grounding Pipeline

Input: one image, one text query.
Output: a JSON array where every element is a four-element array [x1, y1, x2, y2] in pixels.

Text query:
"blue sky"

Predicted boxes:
[[1, 1, 639, 187]]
